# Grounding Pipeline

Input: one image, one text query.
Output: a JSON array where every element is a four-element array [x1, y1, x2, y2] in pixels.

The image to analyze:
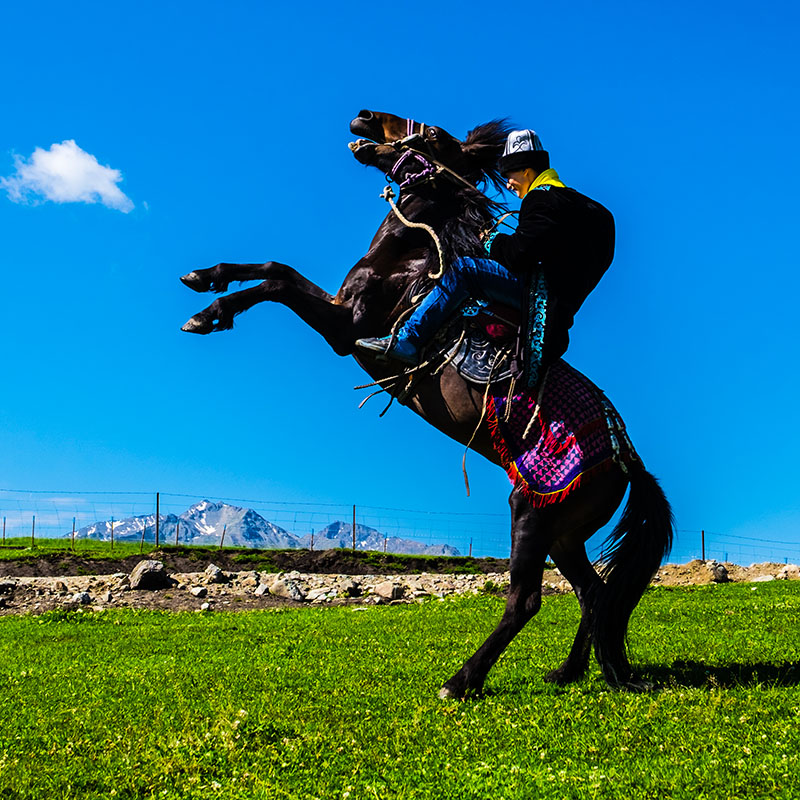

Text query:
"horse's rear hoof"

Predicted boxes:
[[180, 272, 208, 292], [438, 686, 460, 700], [181, 316, 212, 334]]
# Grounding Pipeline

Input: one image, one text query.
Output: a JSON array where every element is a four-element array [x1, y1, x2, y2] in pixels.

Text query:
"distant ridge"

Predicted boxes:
[[71, 500, 460, 556]]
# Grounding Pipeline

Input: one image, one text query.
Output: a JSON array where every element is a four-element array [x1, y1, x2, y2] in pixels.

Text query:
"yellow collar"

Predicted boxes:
[[525, 168, 566, 194]]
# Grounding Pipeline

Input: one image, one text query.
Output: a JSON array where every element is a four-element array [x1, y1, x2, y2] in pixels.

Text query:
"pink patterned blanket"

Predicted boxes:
[[488, 360, 629, 507]]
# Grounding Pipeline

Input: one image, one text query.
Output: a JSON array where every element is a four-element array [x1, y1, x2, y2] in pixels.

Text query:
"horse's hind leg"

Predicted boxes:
[[543, 471, 628, 685], [440, 488, 551, 699], [543, 542, 603, 685]]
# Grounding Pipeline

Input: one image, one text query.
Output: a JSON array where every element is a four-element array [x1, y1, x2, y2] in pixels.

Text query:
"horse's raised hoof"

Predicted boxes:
[[181, 316, 213, 334], [181, 271, 219, 293]]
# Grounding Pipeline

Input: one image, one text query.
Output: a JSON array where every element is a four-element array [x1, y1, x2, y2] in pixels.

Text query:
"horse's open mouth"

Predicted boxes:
[[348, 139, 373, 153]]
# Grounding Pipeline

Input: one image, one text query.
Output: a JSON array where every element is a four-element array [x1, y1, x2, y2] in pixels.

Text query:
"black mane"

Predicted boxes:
[[419, 117, 516, 280]]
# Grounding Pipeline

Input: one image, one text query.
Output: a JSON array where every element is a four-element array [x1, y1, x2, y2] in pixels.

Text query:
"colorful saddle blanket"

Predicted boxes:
[[488, 360, 634, 508]]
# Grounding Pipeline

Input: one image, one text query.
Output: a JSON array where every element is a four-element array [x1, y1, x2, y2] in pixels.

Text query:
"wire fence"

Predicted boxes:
[[0, 488, 797, 566]]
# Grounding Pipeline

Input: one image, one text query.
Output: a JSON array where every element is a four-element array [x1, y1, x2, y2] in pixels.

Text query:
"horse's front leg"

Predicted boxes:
[[440, 488, 551, 699], [181, 262, 273, 294], [181, 261, 355, 355]]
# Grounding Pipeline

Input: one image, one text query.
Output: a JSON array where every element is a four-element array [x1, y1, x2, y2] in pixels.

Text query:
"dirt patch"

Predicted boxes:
[[0, 547, 509, 579]]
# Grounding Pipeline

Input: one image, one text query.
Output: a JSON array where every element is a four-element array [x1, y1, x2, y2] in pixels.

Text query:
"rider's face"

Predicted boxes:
[[505, 168, 537, 198]]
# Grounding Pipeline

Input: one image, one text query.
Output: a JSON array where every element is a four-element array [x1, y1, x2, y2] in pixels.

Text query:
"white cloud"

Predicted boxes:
[[1, 140, 133, 212]]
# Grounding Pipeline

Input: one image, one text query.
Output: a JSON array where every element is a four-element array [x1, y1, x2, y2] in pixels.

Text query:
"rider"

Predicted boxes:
[[355, 129, 615, 383]]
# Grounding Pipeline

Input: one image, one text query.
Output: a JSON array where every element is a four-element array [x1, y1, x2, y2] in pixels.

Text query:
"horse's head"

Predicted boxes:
[[349, 110, 512, 194]]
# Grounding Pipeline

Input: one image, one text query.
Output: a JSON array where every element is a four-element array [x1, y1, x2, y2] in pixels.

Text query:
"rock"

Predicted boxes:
[[0, 581, 16, 594], [200, 602, 211, 611], [71, 592, 91, 605], [204, 564, 226, 584], [268, 579, 306, 601], [101, 591, 113, 604], [373, 581, 404, 601], [54, 581, 68, 594], [707, 562, 729, 583], [129, 560, 171, 590], [254, 583, 270, 597], [338, 579, 361, 598], [190, 586, 208, 598], [306, 587, 333, 602], [237, 571, 259, 588], [751, 574, 775, 583]]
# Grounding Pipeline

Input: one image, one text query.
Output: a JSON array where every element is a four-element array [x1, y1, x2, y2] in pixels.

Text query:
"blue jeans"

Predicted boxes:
[[398, 257, 521, 346]]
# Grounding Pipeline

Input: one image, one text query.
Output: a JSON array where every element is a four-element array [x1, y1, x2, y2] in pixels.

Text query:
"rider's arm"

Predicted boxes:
[[487, 191, 557, 273]]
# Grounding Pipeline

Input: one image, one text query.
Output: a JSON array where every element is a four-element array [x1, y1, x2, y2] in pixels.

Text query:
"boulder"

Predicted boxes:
[[70, 592, 91, 605], [129, 560, 171, 590], [751, 574, 775, 583], [373, 581, 404, 601], [204, 564, 227, 584], [268, 579, 306, 601], [707, 561, 729, 583], [254, 583, 270, 597], [190, 586, 208, 598]]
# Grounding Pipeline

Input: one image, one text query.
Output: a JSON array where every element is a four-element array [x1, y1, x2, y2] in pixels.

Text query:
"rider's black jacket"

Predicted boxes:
[[488, 185, 615, 363]]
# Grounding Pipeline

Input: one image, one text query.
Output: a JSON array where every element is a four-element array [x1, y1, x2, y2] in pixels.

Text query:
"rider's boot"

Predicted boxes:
[[355, 336, 419, 366]]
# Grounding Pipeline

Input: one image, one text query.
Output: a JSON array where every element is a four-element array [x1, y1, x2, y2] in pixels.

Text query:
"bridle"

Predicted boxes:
[[374, 119, 516, 281], [383, 118, 491, 195], [381, 118, 517, 232]]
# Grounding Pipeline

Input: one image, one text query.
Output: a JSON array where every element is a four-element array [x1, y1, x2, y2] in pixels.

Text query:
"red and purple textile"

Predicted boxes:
[[488, 360, 627, 507]]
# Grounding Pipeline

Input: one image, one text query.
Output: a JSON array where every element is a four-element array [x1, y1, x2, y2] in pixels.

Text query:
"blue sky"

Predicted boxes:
[[1, 0, 798, 563]]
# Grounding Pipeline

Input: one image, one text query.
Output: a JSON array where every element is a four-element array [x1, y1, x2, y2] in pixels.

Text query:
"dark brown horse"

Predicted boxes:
[[181, 110, 673, 696]]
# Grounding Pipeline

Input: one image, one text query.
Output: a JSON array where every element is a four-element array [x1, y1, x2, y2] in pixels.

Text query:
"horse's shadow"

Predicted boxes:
[[643, 660, 800, 689]]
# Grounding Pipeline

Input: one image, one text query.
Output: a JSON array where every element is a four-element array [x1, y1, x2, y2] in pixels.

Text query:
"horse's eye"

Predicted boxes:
[[426, 128, 438, 140]]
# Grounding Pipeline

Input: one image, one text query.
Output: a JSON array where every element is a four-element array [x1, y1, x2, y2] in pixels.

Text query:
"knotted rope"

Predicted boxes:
[[380, 185, 446, 280]]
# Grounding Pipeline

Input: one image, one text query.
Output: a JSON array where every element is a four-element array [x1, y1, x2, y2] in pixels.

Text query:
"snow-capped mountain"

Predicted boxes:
[[295, 521, 460, 556], [71, 501, 460, 556]]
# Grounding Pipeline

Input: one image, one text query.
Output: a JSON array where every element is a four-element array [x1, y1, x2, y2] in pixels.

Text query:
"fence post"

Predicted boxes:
[[140, 520, 147, 554], [110, 517, 114, 552], [352, 505, 356, 551], [2, 516, 5, 545], [468, 538, 473, 558], [384, 536, 388, 553], [31, 516, 35, 548], [155, 493, 160, 548], [310, 528, 314, 552], [71, 517, 76, 551], [219, 524, 227, 549], [701, 529, 705, 561], [175, 519, 180, 547]]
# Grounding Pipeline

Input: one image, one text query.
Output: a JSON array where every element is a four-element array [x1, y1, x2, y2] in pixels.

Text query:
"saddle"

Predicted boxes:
[[441, 300, 522, 385]]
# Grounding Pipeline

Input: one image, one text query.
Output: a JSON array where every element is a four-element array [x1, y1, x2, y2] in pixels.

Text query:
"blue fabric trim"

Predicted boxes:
[[483, 230, 499, 255], [526, 271, 548, 389]]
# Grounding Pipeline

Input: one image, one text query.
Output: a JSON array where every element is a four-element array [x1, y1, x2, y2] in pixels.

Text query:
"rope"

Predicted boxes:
[[380, 186, 446, 279], [522, 366, 550, 440]]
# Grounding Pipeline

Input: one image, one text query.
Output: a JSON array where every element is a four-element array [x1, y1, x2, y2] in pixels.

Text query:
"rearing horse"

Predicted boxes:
[[181, 110, 673, 695]]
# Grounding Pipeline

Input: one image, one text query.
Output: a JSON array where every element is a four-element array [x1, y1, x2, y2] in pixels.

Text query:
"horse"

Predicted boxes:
[[180, 109, 673, 696]]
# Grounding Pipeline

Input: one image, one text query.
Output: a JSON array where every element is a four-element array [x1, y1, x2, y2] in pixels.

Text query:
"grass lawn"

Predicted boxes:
[[0, 582, 798, 799]]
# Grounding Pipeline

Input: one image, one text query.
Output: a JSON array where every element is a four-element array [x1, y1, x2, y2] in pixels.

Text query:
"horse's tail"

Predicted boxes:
[[592, 463, 674, 686]]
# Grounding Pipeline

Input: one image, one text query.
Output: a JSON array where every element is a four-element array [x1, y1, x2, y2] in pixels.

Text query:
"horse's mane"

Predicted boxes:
[[418, 118, 515, 281], [464, 118, 515, 195]]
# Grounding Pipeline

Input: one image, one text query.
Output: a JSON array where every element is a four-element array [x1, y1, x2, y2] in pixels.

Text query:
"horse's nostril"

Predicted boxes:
[[357, 109, 374, 121]]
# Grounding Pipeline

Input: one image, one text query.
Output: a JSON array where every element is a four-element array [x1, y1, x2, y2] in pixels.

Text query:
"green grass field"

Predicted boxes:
[[1, 583, 798, 799]]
